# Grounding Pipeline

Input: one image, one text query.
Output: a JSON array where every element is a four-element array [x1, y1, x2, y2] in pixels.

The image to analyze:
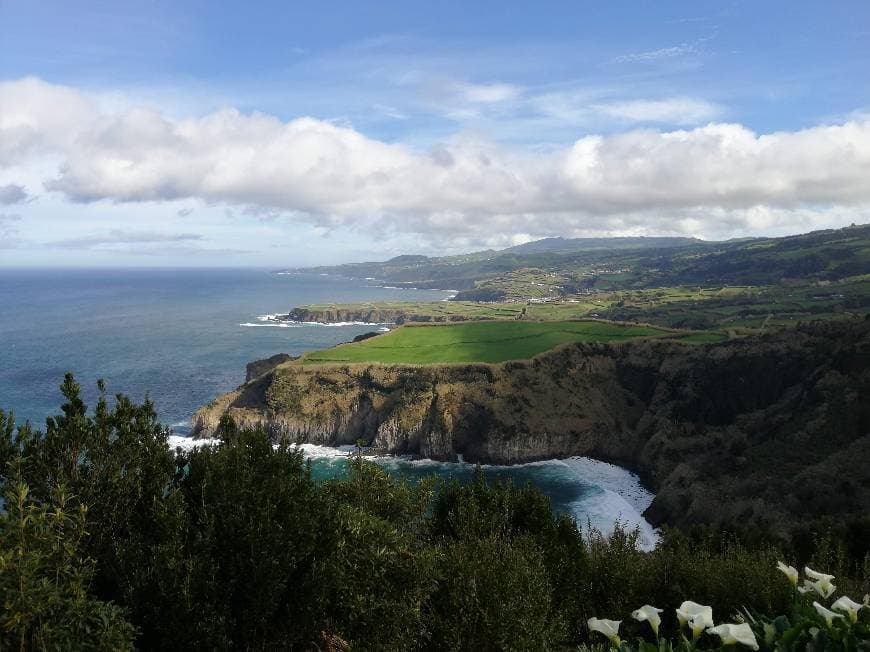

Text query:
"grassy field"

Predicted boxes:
[[292, 275, 870, 334], [302, 320, 669, 364]]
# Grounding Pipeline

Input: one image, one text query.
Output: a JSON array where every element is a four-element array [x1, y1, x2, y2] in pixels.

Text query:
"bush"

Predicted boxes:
[[0, 377, 867, 650]]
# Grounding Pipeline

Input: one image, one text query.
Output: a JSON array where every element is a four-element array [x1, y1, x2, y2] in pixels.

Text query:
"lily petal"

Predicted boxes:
[[631, 605, 663, 636], [588, 617, 622, 647], [776, 561, 799, 586], [814, 601, 846, 627], [707, 623, 759, 650], [831, 596, 865, 623]]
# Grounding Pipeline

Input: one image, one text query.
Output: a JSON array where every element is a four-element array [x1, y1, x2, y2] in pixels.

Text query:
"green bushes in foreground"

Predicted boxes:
[[0, 375, 868, 650]]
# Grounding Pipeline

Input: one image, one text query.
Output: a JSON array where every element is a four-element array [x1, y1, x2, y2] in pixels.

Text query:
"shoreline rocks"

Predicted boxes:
[[193, 318, 870, 532]]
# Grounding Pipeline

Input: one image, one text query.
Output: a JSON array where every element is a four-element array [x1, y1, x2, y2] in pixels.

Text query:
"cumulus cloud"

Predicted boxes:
[[0, 77, 96, 164], [0, 183, 29, 204], [2, 77, 870, 242]]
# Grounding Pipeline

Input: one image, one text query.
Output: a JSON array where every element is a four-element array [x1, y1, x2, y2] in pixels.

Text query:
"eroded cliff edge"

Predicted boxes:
[[279, 306, 490, 324], [193, 319, 870, 531]]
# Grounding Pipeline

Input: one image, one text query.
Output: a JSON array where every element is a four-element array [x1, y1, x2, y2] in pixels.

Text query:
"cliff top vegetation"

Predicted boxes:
[[300, 320, 687, 365]]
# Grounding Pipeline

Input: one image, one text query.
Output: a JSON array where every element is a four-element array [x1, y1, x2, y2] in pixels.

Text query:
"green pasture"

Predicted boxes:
[[302, 320, 669, 365]]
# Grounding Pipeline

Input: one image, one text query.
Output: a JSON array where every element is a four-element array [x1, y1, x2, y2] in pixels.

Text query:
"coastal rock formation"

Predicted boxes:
[[279, 307, 491, 325], [245, 353, 297, 382], [193, 318, 870, 531]]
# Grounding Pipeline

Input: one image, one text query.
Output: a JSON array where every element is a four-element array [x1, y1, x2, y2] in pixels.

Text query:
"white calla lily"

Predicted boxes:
[[707, 623, 759, 650], [631, 605, 664, 636], [813, 601, 845, 627], [831, 596, 865, 623], [776, 561, 799, 586], [588, 617, 622, 647], [676, 601, 714, 639], [800, 578, 837, 599], [805, 567, 836, 596]]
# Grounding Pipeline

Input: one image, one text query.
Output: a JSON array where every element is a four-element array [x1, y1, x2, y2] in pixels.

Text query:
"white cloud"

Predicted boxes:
[[453, 81, 521, 104], [613, 43, 698, 64], [2, 77, 870, 244], [0, 77, 97, 164], [592, 97, 721, 125]]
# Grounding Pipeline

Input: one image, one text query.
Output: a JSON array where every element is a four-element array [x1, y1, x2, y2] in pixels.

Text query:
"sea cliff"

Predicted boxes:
[[193, 318, 870, 530], [278, 306, 489, 324]]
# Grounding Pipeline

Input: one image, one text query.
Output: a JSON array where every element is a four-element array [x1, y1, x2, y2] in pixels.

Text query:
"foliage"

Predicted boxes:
[[1, 378, 868, 649], [0, 478, 135, 650]]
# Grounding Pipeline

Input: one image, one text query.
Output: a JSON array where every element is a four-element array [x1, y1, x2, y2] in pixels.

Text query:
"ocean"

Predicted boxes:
[[0, 267, 657, 548]]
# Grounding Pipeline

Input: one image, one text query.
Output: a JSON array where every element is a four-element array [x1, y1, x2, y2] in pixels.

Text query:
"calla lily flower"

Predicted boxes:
[[805, 567, 836, 596], [707, 623, 759, 650], [631, 605, 664, 636], [776, 561, 799, 586], [676, 601, 713, 639], [799, 578, 837, 599], [588, 617, 622, 647], [831, 596, 865, 623], [813, 601, 845, 627]]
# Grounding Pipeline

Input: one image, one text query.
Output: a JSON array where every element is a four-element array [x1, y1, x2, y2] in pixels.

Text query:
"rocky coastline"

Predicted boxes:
[[193, 318, 870, 531], [273, 306, 490, 325]]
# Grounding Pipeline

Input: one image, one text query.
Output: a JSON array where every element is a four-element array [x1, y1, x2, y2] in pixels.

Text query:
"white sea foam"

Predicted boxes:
[[162, 434, 658, 549], [239, 322, 298, 328], [299, 321, 386, 327], [167, 434, 220, 450], [241, 317, 387, 328]]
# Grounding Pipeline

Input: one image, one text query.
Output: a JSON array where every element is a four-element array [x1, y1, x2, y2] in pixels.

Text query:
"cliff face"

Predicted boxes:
[[193, 319, 870, 531], [245, 353, 297, 382], [280, 307, 491, 325]]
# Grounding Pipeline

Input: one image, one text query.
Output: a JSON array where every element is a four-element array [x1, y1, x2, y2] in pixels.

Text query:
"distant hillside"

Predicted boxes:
[[282, 223, 870, 296], [503, 236, 703, 255]]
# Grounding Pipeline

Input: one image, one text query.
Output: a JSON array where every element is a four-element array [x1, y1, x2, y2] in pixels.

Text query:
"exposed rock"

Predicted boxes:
[[193, 318, 870, 532], [278, 307, 492, 325], [245, 353, 297, 382]]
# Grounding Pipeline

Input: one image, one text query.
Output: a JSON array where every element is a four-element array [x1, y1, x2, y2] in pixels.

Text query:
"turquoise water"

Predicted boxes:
[[1, 268, 656, 547]]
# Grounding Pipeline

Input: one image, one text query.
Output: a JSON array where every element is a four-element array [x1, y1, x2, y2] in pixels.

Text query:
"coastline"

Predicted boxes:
[[167, 433, 659, 550]]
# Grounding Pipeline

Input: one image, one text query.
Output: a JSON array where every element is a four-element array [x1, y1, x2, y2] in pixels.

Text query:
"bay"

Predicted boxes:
[[0, 267, 657, 547]]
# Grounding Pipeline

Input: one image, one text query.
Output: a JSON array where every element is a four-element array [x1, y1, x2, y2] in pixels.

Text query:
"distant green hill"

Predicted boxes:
[[502, 235, 702, 254], [283, 223, 870, 297]]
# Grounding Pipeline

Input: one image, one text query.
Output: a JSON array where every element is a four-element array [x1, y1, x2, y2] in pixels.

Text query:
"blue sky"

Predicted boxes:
[[1, 0, 869, 266]]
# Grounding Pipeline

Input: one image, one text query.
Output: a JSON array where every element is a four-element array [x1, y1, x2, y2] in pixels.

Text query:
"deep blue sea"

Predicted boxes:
[[0, 268, 656, 547]]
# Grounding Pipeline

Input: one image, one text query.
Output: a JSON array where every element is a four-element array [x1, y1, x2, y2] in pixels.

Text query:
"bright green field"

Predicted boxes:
[[302, 320, 668, 364]]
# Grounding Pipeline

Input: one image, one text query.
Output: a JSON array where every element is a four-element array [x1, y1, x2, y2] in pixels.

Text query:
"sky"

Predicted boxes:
[[1, 0, 869, 267]]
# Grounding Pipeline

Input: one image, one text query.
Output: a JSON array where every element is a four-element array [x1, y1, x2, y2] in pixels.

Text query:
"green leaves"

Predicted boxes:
[[1, 376, 868, 650], [0, 481, 135, 650]]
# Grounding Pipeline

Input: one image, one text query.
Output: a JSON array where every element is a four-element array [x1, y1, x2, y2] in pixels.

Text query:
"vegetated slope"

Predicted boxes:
[[302, 321, 670, 364], [501, 236, 702, 255], [194, 317, 870, 533], [283, 223, 870, 295], [280, 276, 870, 332]]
